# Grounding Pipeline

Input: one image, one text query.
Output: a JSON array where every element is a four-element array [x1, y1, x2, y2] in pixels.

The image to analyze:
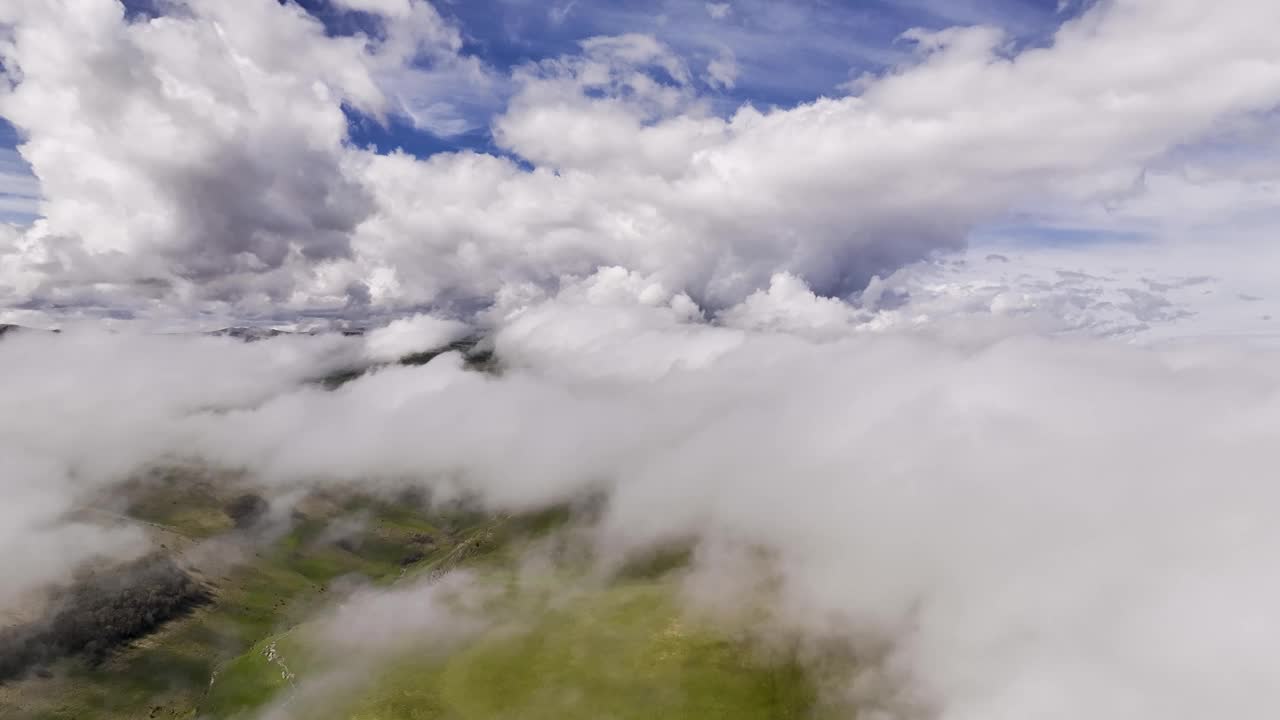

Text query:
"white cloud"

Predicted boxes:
[[0, 326, 363, 606], [0, 450, 149, 609], [1, 0, 382, 273], [1, 0, 1279, 330], [918, 234, 1280, 343], [0, 0, 499, 318], [717, 272, 866, 338], [706, 3, 731, 21], [5, 295, 1280, 717], [362, 312, 470, 363], [331, 0, 415, 17], [704, 48, 738, 90]]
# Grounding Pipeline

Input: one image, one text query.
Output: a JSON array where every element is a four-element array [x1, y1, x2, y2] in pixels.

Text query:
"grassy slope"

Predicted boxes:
[[199, 517, 513, 719], [4, 481, 832, 720], [0, 483, 480, 720], [343, 580, 817, 720], [203, 535, 825, 720]]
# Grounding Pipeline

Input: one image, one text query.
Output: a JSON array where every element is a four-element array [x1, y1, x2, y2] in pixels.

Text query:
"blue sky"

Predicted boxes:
[[0, 0, 1078, 224], [8, 0, 1072, 155], [373, 0, 1068, 141], [0, 117, 38, 225]]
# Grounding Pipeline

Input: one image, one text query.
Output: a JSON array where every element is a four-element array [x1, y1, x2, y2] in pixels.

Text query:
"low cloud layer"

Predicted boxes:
[[3, 284, 1280, 718], [0, 327, 361, 604]]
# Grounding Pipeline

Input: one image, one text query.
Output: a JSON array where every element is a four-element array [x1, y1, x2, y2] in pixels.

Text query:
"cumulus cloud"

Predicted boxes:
[[0, 0, 498, 319], [1, 0, 380, 288], [717, 272, 866, 338], [362, 311, 470, 362], [2, 0, 1278, 323]]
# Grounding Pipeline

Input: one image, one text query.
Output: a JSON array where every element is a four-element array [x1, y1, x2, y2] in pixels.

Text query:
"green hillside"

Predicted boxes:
[[0, 477, 832, 720]]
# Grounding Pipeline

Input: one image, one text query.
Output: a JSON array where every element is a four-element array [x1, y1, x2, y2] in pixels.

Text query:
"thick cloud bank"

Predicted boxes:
[[3, 285, 1280, 718], [2, 0, 1280, 323], [0, 327, 361, 606]]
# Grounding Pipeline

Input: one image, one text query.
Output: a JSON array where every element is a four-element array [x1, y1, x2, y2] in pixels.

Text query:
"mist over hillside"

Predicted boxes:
[[4, 0, 1280, 718], [3, 294, 1280, 718]]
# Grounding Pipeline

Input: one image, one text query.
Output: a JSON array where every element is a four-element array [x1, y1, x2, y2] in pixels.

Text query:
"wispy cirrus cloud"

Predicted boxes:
[[0, 144, 39, 224]]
